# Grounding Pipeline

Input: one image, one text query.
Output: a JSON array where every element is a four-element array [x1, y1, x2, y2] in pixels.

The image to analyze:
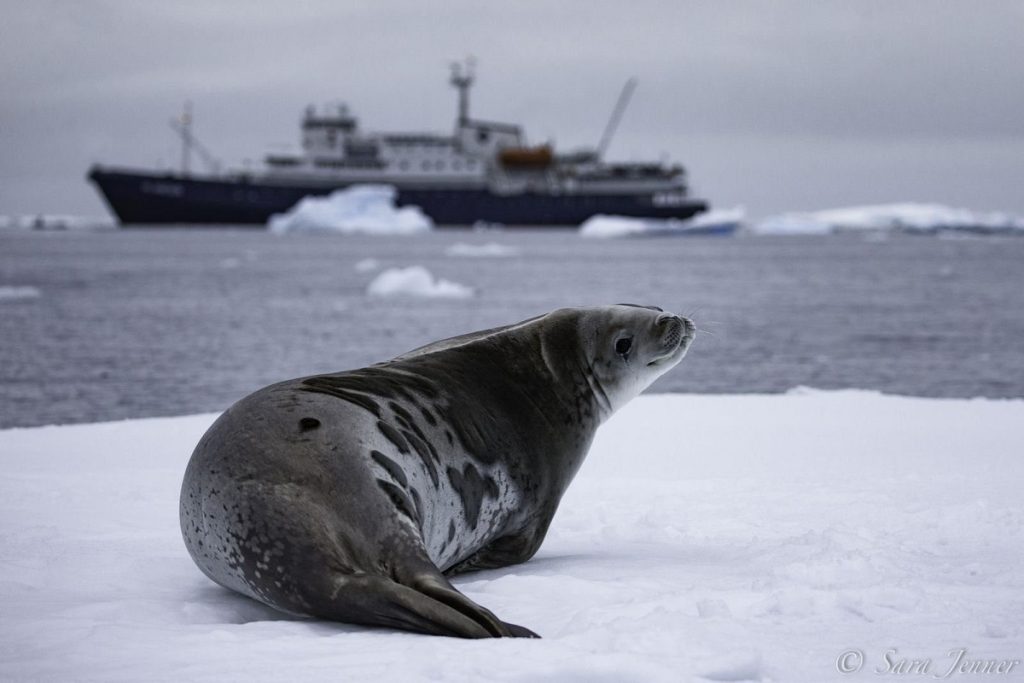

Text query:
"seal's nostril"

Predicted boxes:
[[661, 316, 683, 348]]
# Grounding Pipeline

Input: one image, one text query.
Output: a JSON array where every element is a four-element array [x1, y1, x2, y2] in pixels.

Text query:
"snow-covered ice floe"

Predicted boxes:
[[444, 242, 521, 258], [268, 185, 434, 234], [754, 203, 1024, 236], [2, 390, 1021, 681], [579, 208, 745, 238], [0, 285, 42, 301], [366, 265, 473, 298]]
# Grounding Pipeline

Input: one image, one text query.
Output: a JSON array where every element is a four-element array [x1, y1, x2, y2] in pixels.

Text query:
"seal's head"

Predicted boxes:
[[543, 304, 695, 419]]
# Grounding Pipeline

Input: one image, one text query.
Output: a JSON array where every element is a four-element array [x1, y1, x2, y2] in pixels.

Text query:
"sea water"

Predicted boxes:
[[1, 228, 1022, 428]]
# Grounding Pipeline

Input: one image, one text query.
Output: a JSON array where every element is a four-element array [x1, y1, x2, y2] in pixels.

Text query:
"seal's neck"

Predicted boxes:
[[529, 326, 610, 431]]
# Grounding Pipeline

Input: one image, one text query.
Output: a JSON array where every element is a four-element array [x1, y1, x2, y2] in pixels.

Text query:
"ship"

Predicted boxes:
[[88, 62, 708, 227]]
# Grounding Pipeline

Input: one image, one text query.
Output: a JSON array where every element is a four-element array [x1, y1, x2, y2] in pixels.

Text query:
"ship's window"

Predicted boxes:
[[421, 161, 430, 170], [437, 161, 445, 170], [326, 129, 337, 147], [477, 129, 489, 143]]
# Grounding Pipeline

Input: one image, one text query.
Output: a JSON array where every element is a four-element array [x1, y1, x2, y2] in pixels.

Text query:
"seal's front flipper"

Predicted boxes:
[[314, 574, 492, 638], [411, 574, 541, 638]]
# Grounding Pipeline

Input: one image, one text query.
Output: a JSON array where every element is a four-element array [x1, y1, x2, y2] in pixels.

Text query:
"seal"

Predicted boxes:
[[179, 304, 694, 638]]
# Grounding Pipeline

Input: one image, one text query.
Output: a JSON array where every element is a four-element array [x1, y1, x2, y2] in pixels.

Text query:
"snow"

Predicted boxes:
[[444, 242, 521, 258], [0, 285, 42, 301], [754, 203, 1024, 235], [268, 185, 434, 234], [580, 208, 744, 238], [1, 390, 1021, 681], [365, 265, 474, 299]]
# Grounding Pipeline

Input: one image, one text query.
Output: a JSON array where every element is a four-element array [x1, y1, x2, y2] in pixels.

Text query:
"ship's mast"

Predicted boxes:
[[597, 78, 637, 160], [179, 101, 193, 176], [450, 58, 475, 126], [169, 102, 221, 175]]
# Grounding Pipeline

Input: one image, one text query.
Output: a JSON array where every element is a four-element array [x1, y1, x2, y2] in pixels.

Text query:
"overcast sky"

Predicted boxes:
[[2, 0, 1022, 219]]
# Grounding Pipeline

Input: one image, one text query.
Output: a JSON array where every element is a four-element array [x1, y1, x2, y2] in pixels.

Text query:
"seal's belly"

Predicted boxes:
[[425, 459, 520, 569], [364, 430, 523, 570]]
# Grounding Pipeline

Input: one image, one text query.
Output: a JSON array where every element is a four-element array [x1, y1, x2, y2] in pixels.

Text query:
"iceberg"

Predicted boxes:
[[444, 242, 520, 258], [579, 207, 744, 238], [268, 185, 434, 234], [754, 203, 1024, 236], [365, 265, 473, 299]]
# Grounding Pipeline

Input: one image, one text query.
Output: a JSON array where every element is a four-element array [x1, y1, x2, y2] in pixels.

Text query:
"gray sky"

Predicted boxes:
[[2, 0, 1023, 219]]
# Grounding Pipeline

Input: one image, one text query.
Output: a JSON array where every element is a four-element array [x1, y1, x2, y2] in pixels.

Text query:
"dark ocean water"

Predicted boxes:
[[1, 228, 1022, 428]]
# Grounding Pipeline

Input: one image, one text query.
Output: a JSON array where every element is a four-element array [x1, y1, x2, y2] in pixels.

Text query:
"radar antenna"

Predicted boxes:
[[449, 57, 476, 126], [596, 77, 638, 159]]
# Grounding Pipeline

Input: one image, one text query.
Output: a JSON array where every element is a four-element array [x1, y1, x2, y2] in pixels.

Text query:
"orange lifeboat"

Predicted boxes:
[[499, 145, 553, 169]]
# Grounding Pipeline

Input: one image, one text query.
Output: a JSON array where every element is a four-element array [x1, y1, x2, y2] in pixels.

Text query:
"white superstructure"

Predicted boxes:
[[259, 61, 688, 197]]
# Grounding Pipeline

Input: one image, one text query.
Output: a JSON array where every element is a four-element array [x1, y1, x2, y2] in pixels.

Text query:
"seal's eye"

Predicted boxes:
[[615, 337, 633, 356]]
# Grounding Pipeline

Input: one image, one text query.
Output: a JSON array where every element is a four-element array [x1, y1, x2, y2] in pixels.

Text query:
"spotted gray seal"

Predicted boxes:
[[179, 304, 694, 638]]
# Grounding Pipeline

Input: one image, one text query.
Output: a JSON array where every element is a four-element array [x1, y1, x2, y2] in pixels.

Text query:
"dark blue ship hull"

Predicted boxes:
[[88, 167, 708, 227]]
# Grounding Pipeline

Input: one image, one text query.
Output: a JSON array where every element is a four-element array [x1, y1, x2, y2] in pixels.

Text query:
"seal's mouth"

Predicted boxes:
[[647, 315, 695, 367]]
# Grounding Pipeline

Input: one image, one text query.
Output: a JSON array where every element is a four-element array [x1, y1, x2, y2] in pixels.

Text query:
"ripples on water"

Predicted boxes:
[[1, 229, 1022, 428]]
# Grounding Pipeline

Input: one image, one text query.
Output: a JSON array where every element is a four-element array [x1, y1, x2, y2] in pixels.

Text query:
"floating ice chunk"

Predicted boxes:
[[754, 203, 1024, 235], [579, 208, 744, 238], [0, 215, 114, 231], [0, 286, 41, 301], [444, 242, 520, 258], [268, 185, 434, 234], [354, 258, 381, 272], [366, 266, 473, 299]]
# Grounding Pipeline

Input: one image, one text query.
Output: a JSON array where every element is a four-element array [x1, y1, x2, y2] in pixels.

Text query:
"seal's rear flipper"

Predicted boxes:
[[312, 574, 494, 638], [310, 571, 541, 638], [411, 573, 541, 638]]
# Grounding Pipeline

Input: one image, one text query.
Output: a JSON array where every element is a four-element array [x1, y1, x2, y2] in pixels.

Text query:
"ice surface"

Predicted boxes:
[[1, 391, 1021, 681], [268, 185, 434, 234], [0, 285, 42, 301], [444, 242, 521, 258], [579, 208, 744, 238], [365, 265, 473, 298], [754, 203, 1024, 235]]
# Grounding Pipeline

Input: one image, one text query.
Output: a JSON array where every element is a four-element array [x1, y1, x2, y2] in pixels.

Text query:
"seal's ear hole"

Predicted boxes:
[[615, 337, 633, 356], [299, 417, 321, 431]]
